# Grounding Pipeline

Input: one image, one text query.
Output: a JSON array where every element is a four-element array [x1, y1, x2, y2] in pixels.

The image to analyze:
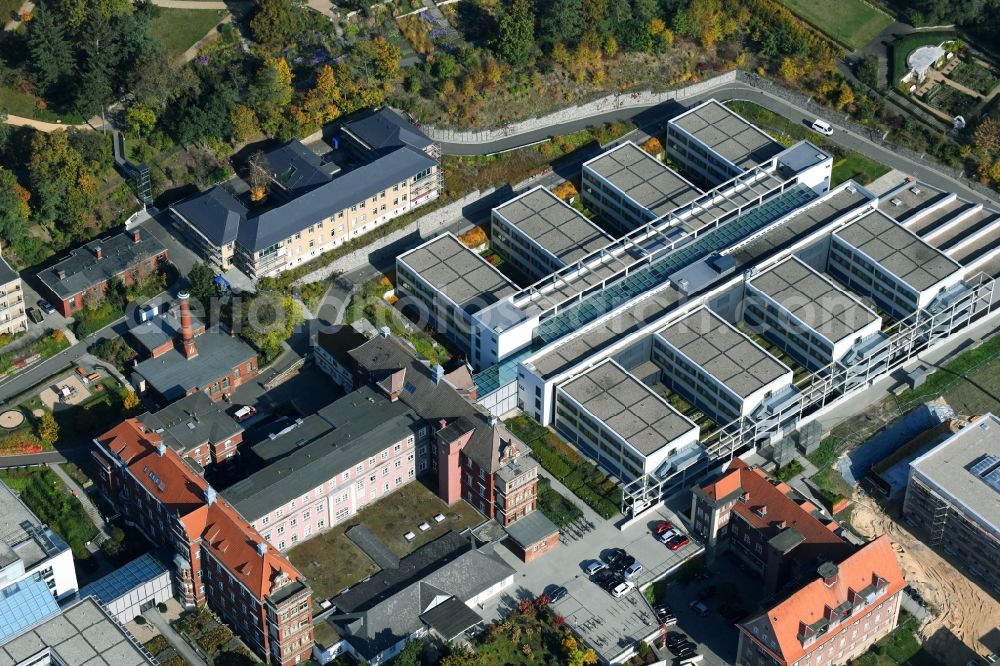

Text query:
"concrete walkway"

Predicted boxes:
[[143, 608, 210, 666], [3, 114, 89, 132]]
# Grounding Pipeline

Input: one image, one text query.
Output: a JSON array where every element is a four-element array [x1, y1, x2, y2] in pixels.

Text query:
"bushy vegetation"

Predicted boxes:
[[72, 263, 173, 337], [0, 329, 70, 376], [506, 414, 621, 519], [773, 458, 804, 481], [536, 477, 583, 527], [0, 467, 99, 559]]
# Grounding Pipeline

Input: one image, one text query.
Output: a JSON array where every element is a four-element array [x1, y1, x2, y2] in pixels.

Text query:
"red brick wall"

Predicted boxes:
[[506, 532, 559, 563]]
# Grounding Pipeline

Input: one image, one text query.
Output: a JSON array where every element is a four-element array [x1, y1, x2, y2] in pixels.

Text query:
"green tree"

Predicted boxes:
[[187, 262, 216, 309], [125, 104, 157, 137], [36, 411, 59, 445], [495, 0, 535, 66], [229, 104, 260, 143], [27, 7, 76, 98], [239, 290, 303, 364], [394, 640, 426, 666], [28, 131, 100, 241], [250, 0, 302, 48], [250, 57, 294, 134], [538, 0, 584, 47], [0, 168, 31, 252]]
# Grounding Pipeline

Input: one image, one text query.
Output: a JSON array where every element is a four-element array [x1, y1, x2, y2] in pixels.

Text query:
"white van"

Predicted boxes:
[[811, 119, 834, 136]]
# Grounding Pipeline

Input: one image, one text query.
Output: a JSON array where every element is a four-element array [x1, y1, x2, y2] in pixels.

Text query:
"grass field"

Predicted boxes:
[[150, 7, 223, 62], [0, 83, 86, 123], [832, 152, 891, 186], [776, 0, 892, 51]]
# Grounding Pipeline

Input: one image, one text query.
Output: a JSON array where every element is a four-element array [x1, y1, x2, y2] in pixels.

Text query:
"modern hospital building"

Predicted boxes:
[[396, 98, 1000, 511]]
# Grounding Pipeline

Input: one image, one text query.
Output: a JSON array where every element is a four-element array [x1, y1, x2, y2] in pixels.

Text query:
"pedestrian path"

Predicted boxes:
[[48, 461, 109, 547], [143, 608, 210, 666]]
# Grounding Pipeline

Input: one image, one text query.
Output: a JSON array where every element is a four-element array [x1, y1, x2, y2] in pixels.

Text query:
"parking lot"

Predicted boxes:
[[480, 490, 705, 663]]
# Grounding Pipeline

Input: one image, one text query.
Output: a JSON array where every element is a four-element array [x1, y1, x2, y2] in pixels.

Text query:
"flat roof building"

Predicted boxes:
[[903, 413, 1000, 594], [582, 141, 702, 232], [397, 233, 518, 353], [491, 186, 613, 281], [829, 210, 966, 319], [666, 99, 784, 186], [0, 479, 77, 602], [745, 256, 884, 371], [554, 359, 699, 481], [0, 595, 157, 665], [653, 306, 793, 426]]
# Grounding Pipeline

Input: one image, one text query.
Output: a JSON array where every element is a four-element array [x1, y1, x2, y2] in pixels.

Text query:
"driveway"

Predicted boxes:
[[478, 471, 704, 663]]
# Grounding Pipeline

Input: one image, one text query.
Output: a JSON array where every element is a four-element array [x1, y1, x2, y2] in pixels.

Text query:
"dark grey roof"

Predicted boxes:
[[127, 304, 204, 356], [39, 231, 168, 301], [334, 531, 470, 613], [420, 597, 483, 640], [317, 326, 370, 368], [137, 391, 242, 455], [265, 140, 335, 196], [330, 534, 513, 660], [505, 510, 558, 548], [133, 327, 256, 402], [170, 187, 246, 247], [0, 256, 19, 286], [223, 386, 420, 519], [340, 107, 434, 153], [348, 336, 520, 473], [346, 525, 399, 570], [239, 147, 435, 251]]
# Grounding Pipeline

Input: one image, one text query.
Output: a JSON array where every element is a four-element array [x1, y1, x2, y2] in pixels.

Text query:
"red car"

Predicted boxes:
[[666, 534, 689, 551], [654, 520, 674, 535]]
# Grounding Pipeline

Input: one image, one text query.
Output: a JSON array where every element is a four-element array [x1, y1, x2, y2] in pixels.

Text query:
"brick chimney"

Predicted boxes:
[[130, 229, 141, 243], [178, 291, 198, 359], [94, 245, 103, 260]]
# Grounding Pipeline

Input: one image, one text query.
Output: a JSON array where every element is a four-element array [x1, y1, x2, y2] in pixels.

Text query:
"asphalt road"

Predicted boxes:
[[438, 81, 998, 209]]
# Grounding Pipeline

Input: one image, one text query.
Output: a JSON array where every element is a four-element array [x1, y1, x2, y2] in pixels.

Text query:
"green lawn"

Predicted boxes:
[[288, 482, 483, 599], [890, 31, 957, 89], [832, 152, 891, 186], [855, 613, 938, 665], [150, 7, 223, 62], [0, 82, 86, 123], [776, 0, 893, 51]]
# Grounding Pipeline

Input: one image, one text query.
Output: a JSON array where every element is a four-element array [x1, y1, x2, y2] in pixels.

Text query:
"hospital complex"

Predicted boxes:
[[397, 98, 1000, 513]]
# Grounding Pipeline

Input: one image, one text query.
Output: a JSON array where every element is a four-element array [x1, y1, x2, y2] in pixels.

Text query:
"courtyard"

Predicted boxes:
[[287, 480, 484, 600]]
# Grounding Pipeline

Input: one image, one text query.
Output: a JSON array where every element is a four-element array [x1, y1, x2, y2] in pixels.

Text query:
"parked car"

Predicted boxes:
[[811, 118, 834, 135], [657, 528, 679, 543], [592, 570, 617, 587], [653, 520, 674, 535], [26, 307, 43, 324], [547, 585, 568, 603], [584, 560, 607, 576], [613, 554, 636, 573], [689, 600, 709, 616], [666, 534, 690, 551], [233, 405, 257, 422], [623, 561, 643, 580], [604, 548, 626, 567], [611, 581, 635, 598], [37, 300, 55, 315]]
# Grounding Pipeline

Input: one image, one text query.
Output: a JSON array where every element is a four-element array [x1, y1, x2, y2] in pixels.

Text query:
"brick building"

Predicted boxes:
[[37, 229, 168, 317], [132, 292, 258, 403], [315, 328, 558, 560], [736, 535, 905, 666], [691, 460, 853, 594], [136, 391, 245, 469], [91, 420, 314, 665]]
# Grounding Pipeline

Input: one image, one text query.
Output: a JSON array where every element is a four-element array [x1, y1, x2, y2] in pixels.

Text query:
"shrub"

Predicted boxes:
[[458, 225, 487, 248], [144, 636, 169, 655]]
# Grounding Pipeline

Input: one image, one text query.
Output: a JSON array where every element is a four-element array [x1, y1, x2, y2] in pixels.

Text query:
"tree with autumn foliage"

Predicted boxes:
[[552, 180, 579, 201], [0, 168, 31, 251], [297, 64, 342, 130], [229, 104, 260, 143], [27, 130, 100, 243], [250, 57, 293, 135]]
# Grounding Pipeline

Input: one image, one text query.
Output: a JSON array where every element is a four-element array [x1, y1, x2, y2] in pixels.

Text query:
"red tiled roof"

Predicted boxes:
[[739, 536, 905, 664], [701, 461, 845, 551], [98, 419, 303, 600]]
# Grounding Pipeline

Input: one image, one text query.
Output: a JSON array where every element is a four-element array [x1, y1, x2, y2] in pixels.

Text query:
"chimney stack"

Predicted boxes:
[[131, 229, 141, 243], [56, 269, 66, 281], [178, 291, 198, 359], [94, 245, 103, 260]]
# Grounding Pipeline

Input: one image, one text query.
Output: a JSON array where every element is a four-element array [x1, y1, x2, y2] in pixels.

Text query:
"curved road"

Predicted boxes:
[[437, 80, 998, 208]]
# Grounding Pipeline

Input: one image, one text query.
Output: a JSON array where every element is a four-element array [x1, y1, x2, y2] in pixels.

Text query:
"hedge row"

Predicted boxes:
[[506, 415, 621, 519]]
